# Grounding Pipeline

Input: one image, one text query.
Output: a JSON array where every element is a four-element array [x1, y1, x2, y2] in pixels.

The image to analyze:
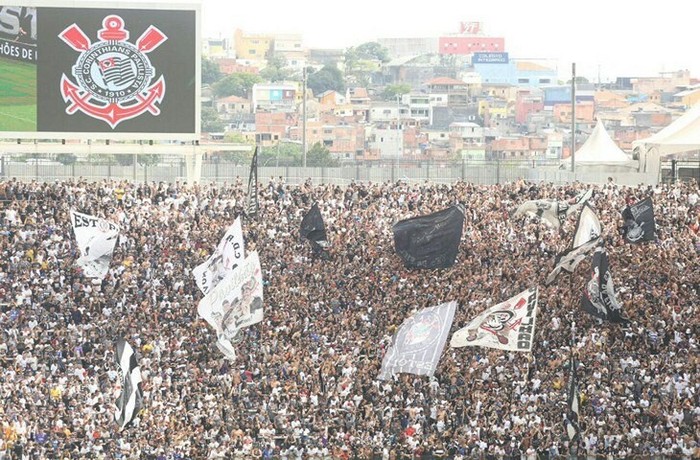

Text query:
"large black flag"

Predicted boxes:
[[300, 203, 329, 252], [393, 205, 465, 269], [565, 354, 581, 445], [622, 197, 655, 243], [115, 338, 143, 430], [246, 147, 259, 219], [581, 246, 628, 323]]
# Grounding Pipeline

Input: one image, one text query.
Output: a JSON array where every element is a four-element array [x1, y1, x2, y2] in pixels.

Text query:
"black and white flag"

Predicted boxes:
[[451, 287, 538, 351], [192, 217, 245, 295], [246, 147, 259, 218], [115, 338, 143, 431], [378, 301, 456, 380], [565, 354, 581, 444], [514, 189, 592, 230], [622, 197, 655, 243], [581, 246, 628, 323], [546, 203, 602, 286], [300, 203, 329, 252], [70, 210, 120, 279], [393, 205, 465, 269]]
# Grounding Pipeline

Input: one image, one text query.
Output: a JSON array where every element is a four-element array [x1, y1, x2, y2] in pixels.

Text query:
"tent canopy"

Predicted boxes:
[[570, 119, 631, 164], [633, 102, 700, 157]]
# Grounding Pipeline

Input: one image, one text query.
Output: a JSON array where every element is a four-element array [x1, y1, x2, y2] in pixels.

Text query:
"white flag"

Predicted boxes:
[[377, 301, 456, 380], [70, 210, 119, 279], [571, 203, 601, 248], [513, 199, 564, 229], [451, 287, 538, 352], [193, 217, 245, 295], [197, 251, 263, 360], [514, 189, 592, 230]]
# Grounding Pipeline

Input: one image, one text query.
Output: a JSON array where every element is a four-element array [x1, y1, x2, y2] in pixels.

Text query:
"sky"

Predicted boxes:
[[113, 0, 699, 82]]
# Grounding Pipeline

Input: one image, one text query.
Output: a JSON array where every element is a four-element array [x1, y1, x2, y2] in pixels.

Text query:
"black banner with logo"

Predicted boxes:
[[393, 205, 465, 269], [622, 197, 655, 243]]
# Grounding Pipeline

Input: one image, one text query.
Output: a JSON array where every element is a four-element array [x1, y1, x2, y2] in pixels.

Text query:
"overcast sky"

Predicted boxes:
[[123, 0, 700, 82]]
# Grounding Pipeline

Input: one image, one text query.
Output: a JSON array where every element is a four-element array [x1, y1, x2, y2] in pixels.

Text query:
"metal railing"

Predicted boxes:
[[0, 157, 660, 186]]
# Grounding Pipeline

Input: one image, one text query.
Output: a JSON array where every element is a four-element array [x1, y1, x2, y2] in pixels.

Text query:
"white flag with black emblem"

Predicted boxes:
[[70, 209, 120, 279]]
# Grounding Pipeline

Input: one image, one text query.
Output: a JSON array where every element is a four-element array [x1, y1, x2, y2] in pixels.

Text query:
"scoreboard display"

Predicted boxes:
[[0, 1, 200, 140]]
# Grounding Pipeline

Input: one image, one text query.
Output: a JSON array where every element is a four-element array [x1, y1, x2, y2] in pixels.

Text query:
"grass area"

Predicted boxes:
[[0, 57, 36, 131]]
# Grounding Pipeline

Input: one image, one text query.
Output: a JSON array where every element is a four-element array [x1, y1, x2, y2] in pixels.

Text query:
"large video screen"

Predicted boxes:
[[0, 2, 199, 139]]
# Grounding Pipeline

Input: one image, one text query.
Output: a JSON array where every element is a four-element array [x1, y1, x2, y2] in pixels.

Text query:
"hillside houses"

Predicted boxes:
[[202, 27, 700, 163]]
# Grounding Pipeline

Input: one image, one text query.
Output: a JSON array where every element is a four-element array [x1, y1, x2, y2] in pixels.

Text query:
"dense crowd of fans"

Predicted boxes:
[[0, 176, 698, 459]]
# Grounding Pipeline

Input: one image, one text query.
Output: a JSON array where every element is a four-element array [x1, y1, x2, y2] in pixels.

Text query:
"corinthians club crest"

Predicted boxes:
[[59, 15, 167, 128]]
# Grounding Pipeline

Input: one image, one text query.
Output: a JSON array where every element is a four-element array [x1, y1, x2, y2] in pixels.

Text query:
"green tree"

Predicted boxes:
[[87, 154, 115, 165], [306, 142, 338, 167], [214, 133, 255, 164], [202, 57, 223, 85], [306, 65, 344, 96], [344, 47, 359, 77], [259, 142, 303, 166], [216, 150, 250, 165], [114, 154, 134, 166], [344, 42, 388, 86], [260, 55, 293, 82], [56, 153, 77, 165], [382, 83, 411, 101], [354, 42, 390, 62], [212, 73, 262, 98], [223, 132, 254, 145], [138, 154, 160, 166], [113, 154, 160, 166], [202, 106, 225, 133]]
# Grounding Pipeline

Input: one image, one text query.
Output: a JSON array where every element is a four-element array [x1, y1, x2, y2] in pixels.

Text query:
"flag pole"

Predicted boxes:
[[571, 62, 576, 173], [246, 145, 259, 221], [569, 320, 579, 457]]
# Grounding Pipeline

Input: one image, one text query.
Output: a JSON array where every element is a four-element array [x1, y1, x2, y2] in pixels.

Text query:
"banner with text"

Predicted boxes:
[[378, 301, 456, 380], [451, 287, 538, 352], [70, 209, 119, 279]]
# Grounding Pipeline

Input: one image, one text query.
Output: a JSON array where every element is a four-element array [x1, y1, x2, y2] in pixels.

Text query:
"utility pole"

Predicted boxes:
[[302, 67, 307, 168], [571, 62, 576, 173], [396, 93, 401, 158]]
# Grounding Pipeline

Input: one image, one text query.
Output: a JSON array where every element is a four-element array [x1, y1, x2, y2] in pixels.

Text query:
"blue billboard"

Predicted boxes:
[[473, 52, 509, 64]]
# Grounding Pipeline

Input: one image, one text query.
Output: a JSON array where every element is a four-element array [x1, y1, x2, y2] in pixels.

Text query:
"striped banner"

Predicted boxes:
[[115, 338, 143, 431], [566, 354, 581, 443], [246, 147, 259, 218]]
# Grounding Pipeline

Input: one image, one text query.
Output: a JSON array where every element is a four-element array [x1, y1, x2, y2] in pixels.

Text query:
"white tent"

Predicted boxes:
[[564, 119, 637, 178], [633, 103, 700, 174], [571, 119, 632, 165], [633, 102, 700, 156]]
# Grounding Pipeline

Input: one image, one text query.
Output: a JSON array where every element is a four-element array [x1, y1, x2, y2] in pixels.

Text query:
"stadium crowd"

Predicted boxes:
[[0, 176, 698, 459]]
